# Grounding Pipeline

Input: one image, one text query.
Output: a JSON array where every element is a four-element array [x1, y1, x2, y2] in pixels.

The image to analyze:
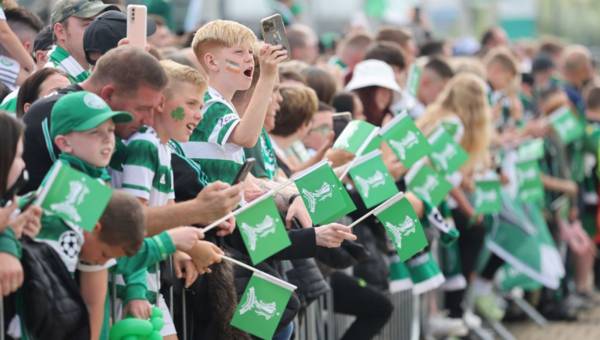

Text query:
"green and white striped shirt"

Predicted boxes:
[[45, 45, 90, 83], [180, 87, 245, 183], [120, 126, 174, 207]]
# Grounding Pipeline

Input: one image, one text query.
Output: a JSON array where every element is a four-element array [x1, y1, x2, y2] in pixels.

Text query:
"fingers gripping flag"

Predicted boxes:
[[380, 112, 431, 168], [236, 195, 291, 265], [294, 160, 356, 224], [37, 161, 112, 231], [231, 273, 295, 339], [349, 150, 398, 208]]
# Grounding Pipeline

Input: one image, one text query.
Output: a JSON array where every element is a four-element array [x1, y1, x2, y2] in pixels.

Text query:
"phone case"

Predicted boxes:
[[127, 5, 147, 48], [260, 14, 291, 55]]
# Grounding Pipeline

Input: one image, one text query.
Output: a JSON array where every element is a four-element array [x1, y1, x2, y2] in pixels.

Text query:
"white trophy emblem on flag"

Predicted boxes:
[[239, 287, 277, 320], [50, 181, 90, 223], [354, 171, 386, 198], [241, 215, 277, 251], [517, 167, 537, 186], [475, 189, 497, 207], [388, 131, 418, 160], [302, 182, 333, 213], [385, 216, 416, 249], [413, 175, 438, 204], [431, 144, 456, 170]]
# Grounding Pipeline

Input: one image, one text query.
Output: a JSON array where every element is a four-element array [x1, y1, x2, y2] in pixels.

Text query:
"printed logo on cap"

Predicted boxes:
[[83, 93, 107, 110]]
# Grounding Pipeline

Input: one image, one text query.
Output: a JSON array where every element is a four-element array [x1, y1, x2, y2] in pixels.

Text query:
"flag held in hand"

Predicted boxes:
[[349, 150, 398, 208], [405, 162, 452, 207], [36, 161, 112, 231], [294, 160, 356, 224], [236, 195, 291, 265], [427, 126, 469, 175], [231, 272, 295, 339], [380, 112, 431, 168]]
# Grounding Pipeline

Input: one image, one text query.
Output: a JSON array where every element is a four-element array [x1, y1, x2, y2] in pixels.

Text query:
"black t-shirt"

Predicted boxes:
[[21, 84, 83, 193]]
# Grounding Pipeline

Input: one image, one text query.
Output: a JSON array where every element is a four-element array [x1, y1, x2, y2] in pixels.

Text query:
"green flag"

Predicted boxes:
[[497, 264, 543, 292], [349, 150, 398, 208], [427, 126, 469, 174], [36, 161, 112, 231], [333, 120, 378, 154], [486, 191, 563, 289], [473, 180, 502, 214], [294, 160, 356, 224], [236, 195, 291, 265], [374, 196, 428, 261], [406, 163, 452, 206], [231, 273, 295, 339], [515, 160, 544, 204], [380, 112, 431, 167], [518, 138, 545, 161], [549, 106, 585, 145], [364, 134, 382, 154], [406, 252, 445, 295], [406, 64, 422, 97]]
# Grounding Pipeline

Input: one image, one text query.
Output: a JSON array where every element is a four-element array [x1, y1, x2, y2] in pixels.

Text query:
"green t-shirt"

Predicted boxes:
[[244, 129, 278, 179], [120, 126, 174, 207], [180, 87, 245, 183]]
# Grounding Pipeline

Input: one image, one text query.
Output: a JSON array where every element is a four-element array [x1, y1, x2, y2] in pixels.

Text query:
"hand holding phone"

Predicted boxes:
[[260, 14, 290, 58], [232, 158, 256, 185], [127, 5, 147, 49]]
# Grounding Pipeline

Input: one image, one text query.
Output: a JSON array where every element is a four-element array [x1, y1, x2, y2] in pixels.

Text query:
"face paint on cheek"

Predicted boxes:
[[171, 107, 185, 121], [225, 59, 242, 73]]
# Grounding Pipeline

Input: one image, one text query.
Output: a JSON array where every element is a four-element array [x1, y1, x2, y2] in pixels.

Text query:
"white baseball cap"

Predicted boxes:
[[346, 59, 402, 93]]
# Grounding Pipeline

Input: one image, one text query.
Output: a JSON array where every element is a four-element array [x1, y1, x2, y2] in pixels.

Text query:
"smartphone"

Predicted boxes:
[[333, 112, 352, 141], [232, 158, 256, 185], [127, 5, 147, 49], [2, 170, 29, 204], [260, 14, 290, 57]]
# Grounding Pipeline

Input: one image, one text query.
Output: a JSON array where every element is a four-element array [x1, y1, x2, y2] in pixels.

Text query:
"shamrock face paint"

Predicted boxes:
[[171, 106, 185, 121]]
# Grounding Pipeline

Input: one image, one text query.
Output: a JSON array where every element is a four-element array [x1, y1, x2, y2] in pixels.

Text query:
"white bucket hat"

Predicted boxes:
[[346, 59, 402, 93]]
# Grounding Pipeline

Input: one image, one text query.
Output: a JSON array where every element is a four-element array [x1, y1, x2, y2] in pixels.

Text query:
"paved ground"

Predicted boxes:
[[506, 305, 600, 340]]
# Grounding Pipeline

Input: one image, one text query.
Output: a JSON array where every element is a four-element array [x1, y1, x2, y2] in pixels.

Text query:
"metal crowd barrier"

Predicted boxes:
[[295, 285, 418, 340]]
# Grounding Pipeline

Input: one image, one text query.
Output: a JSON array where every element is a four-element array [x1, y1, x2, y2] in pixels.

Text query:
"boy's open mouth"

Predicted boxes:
[[243, 67, 253, 78], [186, 123, 196, 133]]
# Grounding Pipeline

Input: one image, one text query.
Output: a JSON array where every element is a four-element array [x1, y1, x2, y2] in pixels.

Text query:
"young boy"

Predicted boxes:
[[183, 19, 287, 183], [116, 59, 220, 339], [38, 90, 137, 339]]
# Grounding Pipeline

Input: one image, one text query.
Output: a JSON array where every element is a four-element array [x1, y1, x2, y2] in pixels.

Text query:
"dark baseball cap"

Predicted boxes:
[[33, 25, 54, 53], [531, 53, 555, 74], [51, 0, 120, 25], [83, 10, 157, 65]]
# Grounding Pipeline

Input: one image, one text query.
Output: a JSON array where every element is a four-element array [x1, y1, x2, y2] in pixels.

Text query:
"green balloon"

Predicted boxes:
[[109, 318, 153, 340]]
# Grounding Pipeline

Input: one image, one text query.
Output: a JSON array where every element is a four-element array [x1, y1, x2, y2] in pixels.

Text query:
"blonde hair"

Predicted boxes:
[[451, 57, 486, 79], [417, 73, 492, 170], [191, 20, 257, 65], [484, 47, 519, 76], [160, 59, 208, 96]]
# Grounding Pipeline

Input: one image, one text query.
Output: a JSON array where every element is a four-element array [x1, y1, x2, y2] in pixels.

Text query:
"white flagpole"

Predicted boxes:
[[347, 192, 405, 228], [221, 255, 297, 291]]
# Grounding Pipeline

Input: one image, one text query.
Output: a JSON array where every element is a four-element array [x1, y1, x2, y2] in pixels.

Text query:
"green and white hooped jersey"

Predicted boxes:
[[120, 126, 175, 207], [180, 87, 245, 183], [45, 45, 90, 83]]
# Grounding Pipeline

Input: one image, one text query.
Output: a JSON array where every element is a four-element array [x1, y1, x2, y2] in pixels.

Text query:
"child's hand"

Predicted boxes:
[[123, 299, 152, 319], [0, 199, 17, 233], [258, 43, 288, 77], [186, 241, 223, 274], [173, 251, 199, 288], [8, 205, 42, 239], [168, 226, 204, 252], [0, 252, 23, 296], [217, 216, 236, 237]]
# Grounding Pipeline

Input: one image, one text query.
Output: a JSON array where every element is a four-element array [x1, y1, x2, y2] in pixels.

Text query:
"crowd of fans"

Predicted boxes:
[[1, 0, 600, 339]]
